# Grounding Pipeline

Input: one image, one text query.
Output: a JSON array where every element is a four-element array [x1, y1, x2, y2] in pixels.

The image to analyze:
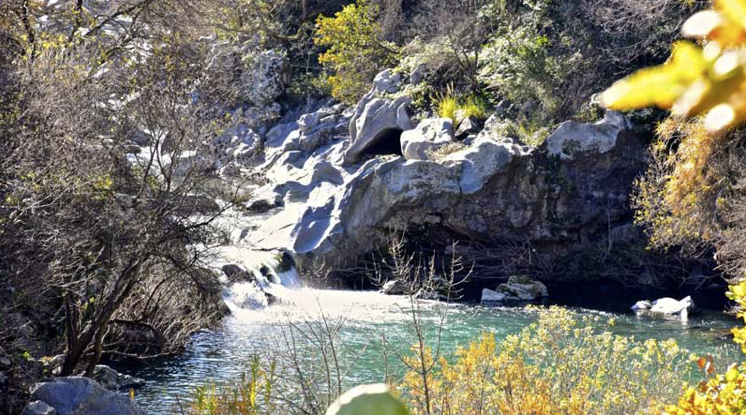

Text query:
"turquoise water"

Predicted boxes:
[[115, 286, 742, 414]]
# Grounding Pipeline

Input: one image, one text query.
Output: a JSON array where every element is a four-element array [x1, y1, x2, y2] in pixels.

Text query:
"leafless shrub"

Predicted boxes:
[[408, 0, 492, 90], [0, 0, 246, 382]]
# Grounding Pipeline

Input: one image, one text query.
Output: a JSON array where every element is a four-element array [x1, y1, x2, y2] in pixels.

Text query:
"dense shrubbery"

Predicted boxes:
[[0, 1, 248, 410], [400, 307, 692, 415]]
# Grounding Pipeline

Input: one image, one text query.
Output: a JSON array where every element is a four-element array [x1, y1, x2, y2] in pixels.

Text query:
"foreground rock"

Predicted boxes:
[[481, 275, 549, 303], [92, 365, 145, 391], [25, 377, 145, 415]]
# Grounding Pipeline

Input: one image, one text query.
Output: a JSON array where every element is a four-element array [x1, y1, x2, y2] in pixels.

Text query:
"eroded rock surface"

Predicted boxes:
[[219, 70, 646, 282], [400, 117, 454, 161]]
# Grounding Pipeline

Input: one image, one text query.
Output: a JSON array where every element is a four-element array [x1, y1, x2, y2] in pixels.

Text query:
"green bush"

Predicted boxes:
[[435, 91, 490, 127], [314, 0, 399, 104]]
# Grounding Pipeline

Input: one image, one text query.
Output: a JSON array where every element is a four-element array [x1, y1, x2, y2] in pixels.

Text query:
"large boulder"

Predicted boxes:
[[497, 275, 549, 300], [400, 118, 454, 161], [28, 377, 145, 415], [545, 111, 631, 160], [481, 276, 548, 303], [344, 97, 412, 165], [344, 70, 413, 165]]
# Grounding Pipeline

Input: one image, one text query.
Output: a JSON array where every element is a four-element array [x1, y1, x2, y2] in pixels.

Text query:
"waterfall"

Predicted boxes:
[[218, 247, 303, 316]]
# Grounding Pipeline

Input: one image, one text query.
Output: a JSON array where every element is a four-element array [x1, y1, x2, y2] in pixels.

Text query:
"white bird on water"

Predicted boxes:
[[631, 296, 694, 323]]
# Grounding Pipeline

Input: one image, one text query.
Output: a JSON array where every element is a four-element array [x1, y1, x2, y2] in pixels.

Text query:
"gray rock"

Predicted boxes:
[[92, 365, 146, 391], [442, 134, 526, 194], [455, 116, 481, 139], [545, 111, 632, 161], [0, 371, 7, 385], [241, 50, 287, 106], [409, 64, 428, 85], [212, 123, 263, 167], [22, 401, 57, 415], [344, 96, 412, 165], [381, 280, 410, 295], [496, 275, 549, 300], [400, 118, 454, 161], [371, 70, 402, 95], [29, 377, 145, 415], [92, 365, 118, 390], [482, 276, 548, 303], [222, 264, 256, 283], [481, 288, 507, 303], [0, 356, 11, 368]]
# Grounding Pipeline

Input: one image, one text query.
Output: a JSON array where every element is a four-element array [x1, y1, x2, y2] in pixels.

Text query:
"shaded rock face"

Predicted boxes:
[[27, 377, 145, 415], [231, 69, 647, 284]]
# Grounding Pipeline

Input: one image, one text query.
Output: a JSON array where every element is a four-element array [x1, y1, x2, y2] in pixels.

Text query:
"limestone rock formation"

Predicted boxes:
[[241, 50, 287, 106], [344, 70, 413, 165], [228, 70, 646, 284], [400, 118, 454, 161], [481, 275, 549, 303]]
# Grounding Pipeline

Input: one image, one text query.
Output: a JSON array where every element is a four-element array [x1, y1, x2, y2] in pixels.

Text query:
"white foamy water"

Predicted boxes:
[[216, 246, 414, 324], [230, 286, 414, 324]]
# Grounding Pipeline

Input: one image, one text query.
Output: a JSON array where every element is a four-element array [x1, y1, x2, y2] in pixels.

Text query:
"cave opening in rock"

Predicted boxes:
[[362, 128, 403, 158]]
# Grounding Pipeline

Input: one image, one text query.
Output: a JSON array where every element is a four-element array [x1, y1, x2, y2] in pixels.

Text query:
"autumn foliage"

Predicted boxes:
[[400, 307, 692, 415], [314, 0, 398, 103], [604, 1, 746, 413]]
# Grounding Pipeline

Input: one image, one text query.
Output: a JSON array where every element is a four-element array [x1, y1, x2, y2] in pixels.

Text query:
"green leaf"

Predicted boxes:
[[325, 384, 409, 415]]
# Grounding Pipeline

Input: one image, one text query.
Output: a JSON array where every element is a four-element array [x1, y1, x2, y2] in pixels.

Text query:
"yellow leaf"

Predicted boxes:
[[603, 42, 706, 110], [682, 10, 724, 38], [716, 0, 746, 32]]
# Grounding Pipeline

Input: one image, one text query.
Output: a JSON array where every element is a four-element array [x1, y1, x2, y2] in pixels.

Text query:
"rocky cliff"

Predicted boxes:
[[206, 66, 654, 284]]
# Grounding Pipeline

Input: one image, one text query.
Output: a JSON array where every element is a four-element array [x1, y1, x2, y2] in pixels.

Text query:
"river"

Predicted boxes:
[[113, 268, 742, 414]]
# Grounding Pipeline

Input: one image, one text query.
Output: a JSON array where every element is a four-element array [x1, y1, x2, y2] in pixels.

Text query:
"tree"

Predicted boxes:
[[314, 0, 399, 103], [0, 0, 243, 377]]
